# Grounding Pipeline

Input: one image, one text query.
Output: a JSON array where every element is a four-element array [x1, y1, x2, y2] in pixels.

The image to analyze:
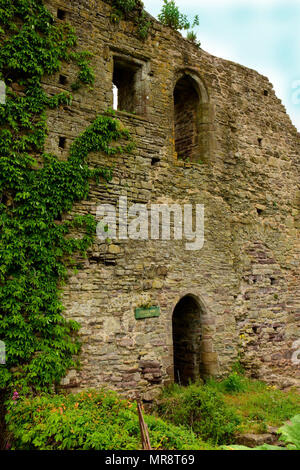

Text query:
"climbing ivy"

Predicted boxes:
[[0, 0, 133, 394]]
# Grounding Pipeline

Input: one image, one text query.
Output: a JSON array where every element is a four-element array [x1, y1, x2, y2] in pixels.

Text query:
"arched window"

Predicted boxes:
[[173, 72, 213, 163]]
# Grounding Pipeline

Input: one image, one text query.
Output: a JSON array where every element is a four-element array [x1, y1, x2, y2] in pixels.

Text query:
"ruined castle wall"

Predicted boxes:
[[43, 0, 300, 397]]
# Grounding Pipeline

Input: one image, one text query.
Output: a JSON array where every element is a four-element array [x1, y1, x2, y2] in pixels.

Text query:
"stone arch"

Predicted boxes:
[[173, 70, 214, 163], [171, 293, 218, 385]]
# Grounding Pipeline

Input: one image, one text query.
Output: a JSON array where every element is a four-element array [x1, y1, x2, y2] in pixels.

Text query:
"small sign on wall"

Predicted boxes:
[[135, 306, 160, 320], [0, 81, 6, 105]]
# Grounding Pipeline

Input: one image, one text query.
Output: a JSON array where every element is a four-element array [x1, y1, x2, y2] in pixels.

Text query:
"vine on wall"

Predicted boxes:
[[0, 0, 132, 394]]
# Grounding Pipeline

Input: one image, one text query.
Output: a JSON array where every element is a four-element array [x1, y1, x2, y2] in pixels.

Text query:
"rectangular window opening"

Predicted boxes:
[[59, 137, 66, 149], [57, 9, 66, 20], [59, 75, 67, 85], [112, 56, 145, 115]]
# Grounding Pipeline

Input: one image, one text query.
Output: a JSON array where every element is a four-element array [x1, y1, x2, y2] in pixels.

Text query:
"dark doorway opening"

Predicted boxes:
[[172, 295, 202, 385]]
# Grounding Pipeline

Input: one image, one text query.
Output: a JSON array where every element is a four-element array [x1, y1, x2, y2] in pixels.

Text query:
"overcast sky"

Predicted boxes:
[[143, 0, 300, 131]]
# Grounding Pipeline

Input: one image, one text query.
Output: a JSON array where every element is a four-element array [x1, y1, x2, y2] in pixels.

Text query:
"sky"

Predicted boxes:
[[143, 0, 300, 131]]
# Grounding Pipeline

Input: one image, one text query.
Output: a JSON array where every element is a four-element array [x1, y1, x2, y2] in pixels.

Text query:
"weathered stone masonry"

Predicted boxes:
[[44, 0, 300, 398]]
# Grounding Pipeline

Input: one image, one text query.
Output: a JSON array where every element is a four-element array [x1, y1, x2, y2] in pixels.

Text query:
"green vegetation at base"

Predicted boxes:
[[152, 372, 300, 448], [5, 389, 211, 450], [5, 376, 299, 450], [207, 374, 300, 434], [154, 381, 241, 445]]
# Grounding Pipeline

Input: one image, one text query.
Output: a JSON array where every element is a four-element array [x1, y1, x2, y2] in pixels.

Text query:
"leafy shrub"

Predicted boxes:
[[154, 382, 241, 445], [279, 414, 300, 449], [158, 0, 199, 31], [106, 0, 152, 39], [5, 389, 210, 450], [109, 0, 142, 14], [222, 373, 247, 393]]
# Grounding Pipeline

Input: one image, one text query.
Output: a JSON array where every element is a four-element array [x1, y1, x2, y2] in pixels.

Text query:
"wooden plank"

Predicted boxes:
[[137, 400, 152, 450]]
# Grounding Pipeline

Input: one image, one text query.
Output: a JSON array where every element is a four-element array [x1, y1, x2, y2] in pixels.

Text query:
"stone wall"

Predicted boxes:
[[43, 0, 300, 398]]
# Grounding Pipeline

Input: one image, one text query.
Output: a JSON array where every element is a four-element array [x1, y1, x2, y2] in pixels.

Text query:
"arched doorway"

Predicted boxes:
[[172, 294, 202, 385]]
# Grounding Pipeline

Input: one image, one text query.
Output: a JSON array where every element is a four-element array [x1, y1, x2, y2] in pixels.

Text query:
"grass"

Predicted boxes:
[[152, 372, 300, 446], [206, 374, 300, 434]]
